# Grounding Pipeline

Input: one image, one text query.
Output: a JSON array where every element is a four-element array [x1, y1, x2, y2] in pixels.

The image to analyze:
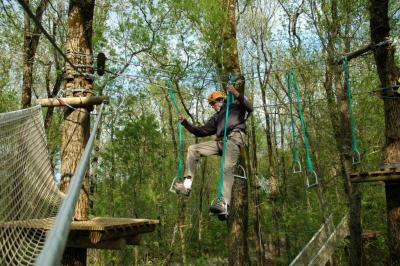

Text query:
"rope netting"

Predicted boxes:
[[0, 105, 63, 265]]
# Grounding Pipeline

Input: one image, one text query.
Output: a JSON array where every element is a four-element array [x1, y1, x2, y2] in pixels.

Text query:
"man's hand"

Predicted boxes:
[[227, 84, 240, 98], [178, 114, 186, 122]]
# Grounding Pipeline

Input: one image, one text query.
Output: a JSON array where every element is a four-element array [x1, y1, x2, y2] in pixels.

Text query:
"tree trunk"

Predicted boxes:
[[219, 1, 250, 265], [60, 1, 95, 265], [21, 0, 50, 108], [369, 0, 400, 264], [317, 0, 363, 264], [45, 19, 64, 131], [250, 112, 266, 265], [261, 83, 281, 260]]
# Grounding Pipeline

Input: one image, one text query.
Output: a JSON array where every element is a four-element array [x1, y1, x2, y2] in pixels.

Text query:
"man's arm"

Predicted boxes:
[[179, 114, 217, 137], [227, 84, 253, 113]]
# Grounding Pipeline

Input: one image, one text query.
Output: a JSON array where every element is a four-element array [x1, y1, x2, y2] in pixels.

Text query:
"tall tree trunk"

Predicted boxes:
[[60, 1, 95, 265], [369, 0, 400, 264], [21, 0, 50, 108], [261, 85, 281, 260], [318, 0, 363, 264], [219, 1, 250, 265], [250, 112, 266, 265], [45, 19, 64, 131]]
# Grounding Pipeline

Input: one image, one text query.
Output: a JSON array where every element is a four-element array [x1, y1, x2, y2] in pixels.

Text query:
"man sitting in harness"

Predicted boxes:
[[175, 75, 253, 216]]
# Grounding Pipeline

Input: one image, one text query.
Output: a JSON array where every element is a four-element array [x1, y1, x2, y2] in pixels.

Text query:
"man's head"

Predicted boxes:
[[208, 91, 225, 112]]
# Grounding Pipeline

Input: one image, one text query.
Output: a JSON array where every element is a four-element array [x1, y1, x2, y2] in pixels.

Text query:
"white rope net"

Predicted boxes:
[[0, 106, 63, 265]]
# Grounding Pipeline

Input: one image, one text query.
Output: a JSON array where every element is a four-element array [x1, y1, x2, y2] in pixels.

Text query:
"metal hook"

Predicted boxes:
[[293, 161, 302, 173], [306, 171, 319, 189]]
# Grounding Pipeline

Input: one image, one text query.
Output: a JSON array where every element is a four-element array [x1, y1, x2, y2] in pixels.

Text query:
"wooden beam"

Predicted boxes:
[[336, 43, 374, 64], [336, 39, 392, 64], [350, 168, 400, 183], [36, 96, 108, 107]]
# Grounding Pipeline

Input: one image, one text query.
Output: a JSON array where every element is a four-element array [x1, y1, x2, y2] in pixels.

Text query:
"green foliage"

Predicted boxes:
[[1, 0, 399, 264]]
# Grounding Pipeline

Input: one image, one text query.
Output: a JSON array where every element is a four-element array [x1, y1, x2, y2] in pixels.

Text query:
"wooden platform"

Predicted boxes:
[[0, 217, 159, 250], [350, 168, 400, 183]]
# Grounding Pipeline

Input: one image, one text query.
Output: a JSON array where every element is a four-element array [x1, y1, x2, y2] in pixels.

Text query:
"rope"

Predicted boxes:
[[342, 57, 361, 164], [290, 70, 314, 176], [165, 81, 184, 180], [217, 76, 235, 200], [286, 72, 301, 172]]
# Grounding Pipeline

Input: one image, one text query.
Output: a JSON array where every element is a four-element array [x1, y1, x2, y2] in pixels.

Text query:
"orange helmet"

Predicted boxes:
[[207, 91, 226, 104]]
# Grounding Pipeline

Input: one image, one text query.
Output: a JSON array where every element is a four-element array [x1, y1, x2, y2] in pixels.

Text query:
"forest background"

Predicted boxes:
[[0, 0, 399, 265]]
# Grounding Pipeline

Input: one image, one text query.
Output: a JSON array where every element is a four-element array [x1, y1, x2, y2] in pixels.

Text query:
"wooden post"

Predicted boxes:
[[60, 1, 95, 265]]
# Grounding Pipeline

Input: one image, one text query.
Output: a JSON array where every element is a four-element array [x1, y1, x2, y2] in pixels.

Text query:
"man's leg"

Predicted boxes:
[[174, 140, 219, 195], [222, 131, 245, 205], [184, 140, 220, 179], [209, 131, 245, 216]]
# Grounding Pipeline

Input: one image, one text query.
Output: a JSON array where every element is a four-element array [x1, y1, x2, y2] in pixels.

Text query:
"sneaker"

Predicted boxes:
[[209, 198, 228, 215], [173, 182, 191, 196]]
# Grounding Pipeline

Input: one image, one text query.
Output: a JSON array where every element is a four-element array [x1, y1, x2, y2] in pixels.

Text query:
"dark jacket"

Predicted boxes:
[[181, 94, 253, 138]]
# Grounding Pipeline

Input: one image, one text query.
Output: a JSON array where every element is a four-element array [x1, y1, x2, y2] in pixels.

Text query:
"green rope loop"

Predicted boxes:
[[165, 81, 184, 179], [342, 57, 360, 164], [291, 70, 314, 175]]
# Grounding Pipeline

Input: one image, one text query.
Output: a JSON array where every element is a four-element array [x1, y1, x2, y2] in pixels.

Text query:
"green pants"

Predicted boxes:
[[184, 131, 245, 205]]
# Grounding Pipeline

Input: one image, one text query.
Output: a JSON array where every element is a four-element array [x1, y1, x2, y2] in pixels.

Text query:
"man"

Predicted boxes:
[[174, 76, 253, 217]]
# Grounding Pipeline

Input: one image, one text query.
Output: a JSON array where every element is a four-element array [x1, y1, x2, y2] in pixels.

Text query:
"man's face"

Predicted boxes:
[[210, 99, 224, 112]]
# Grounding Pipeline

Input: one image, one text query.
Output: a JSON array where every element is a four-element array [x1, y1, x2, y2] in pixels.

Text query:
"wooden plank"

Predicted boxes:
[[0, 217, 159, 250], [36, 96, 108, 107], [309, 216, 349, 266], [350, 169, 400, 183], [289, 215, 335, 266]]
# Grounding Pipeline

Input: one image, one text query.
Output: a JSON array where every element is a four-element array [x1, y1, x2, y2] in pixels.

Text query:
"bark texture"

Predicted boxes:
[[60, 1, 95, 265], [369, 0, 400, 264], [320, 0, 363, 263], [219, 1, 250, 265], [22, 0, 50, 108]]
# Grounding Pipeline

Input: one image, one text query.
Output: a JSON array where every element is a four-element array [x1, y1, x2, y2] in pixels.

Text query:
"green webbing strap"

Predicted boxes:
[[165, 81, 184, 179], [286, 72, 300, 172], [291, 70, 314, 176], [217, 91, 233, 200], [342, 57, 361, 164], [216, 75, 237, 200]]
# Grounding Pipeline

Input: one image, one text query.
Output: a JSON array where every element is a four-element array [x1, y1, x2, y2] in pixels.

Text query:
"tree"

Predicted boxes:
[[60, 0, 95, 265], [369, 0, 400, 264], [21, 0, 50, 108]]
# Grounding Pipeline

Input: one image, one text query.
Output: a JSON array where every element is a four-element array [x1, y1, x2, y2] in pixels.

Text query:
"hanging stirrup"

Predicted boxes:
[[293, 161, 302, 173], [169, 176, 178, 194], [234, 164, 247, 179], [352, 150, 361, 165], [306, 171, 319, 189]]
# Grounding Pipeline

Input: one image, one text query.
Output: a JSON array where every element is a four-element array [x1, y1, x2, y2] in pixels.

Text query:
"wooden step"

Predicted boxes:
[[349, 168, 400, 183]]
